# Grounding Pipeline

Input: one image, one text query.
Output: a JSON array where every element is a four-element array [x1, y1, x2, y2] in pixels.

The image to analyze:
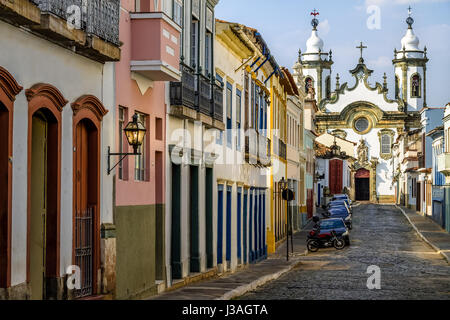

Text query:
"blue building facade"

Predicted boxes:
[[428, 126, 446, 229]]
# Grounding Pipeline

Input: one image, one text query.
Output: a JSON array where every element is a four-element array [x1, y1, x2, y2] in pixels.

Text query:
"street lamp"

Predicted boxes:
[[279, 177, 288, 191], [107, 113, 147, 175], [275, 177, 295, 261]]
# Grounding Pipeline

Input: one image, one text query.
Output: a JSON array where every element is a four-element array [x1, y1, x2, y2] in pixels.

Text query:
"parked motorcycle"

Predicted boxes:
[[307, 229, 346, 252]]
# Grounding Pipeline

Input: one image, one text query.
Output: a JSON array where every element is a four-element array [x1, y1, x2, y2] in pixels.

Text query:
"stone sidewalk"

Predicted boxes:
[[396, 205, 450, 264], [147, 219, 316, 300]]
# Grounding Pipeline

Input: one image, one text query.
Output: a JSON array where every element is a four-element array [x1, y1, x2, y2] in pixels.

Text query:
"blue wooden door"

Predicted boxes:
[[249, 188, 253, 262], [254, 189, 258, 260], [226, 186, 232, 262], [243, 189, 248, 264], [263, 192, 267, 257], [237, 187, 242, 261], [217, 185, 223, 265]]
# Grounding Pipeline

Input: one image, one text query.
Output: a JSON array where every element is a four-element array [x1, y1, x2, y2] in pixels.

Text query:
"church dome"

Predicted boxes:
[[395, 8, 425, 59], [401, 28, 420, 51], [306, 30, 324, 54]]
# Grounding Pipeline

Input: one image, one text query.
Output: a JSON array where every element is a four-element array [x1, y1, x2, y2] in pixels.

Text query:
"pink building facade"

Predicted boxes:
[[113, 0, 181, 299]]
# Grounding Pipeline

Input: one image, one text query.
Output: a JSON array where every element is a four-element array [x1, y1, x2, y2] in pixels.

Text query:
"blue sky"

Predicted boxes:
[[216, 0, 450, 107]]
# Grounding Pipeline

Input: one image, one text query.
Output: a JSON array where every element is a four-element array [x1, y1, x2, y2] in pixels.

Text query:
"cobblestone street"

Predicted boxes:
[[241, 204, 450, 300]]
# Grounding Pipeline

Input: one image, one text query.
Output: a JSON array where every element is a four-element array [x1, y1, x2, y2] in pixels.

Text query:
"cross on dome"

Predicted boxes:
[[310, 9, 320, 30], [406, 6, 414, 28], [356, 42, 367, 63]]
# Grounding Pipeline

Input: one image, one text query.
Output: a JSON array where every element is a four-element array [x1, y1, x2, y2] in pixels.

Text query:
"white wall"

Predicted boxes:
[[1, 21, 114, 285]]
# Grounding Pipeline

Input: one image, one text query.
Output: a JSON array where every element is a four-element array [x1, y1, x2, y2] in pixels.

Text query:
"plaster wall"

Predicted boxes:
[[0, 20, 115, 285]]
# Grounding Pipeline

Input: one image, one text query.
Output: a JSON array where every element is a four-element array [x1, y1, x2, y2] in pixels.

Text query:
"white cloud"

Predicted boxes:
[[318, 19, 330, 36]]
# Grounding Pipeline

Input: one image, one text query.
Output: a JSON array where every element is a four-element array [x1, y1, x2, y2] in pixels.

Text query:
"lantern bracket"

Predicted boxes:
[[107, 146, 141, 176]]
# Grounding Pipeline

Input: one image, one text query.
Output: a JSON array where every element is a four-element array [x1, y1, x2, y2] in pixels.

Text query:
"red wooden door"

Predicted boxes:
[[329, 159, 343, 195], [74, 119, 99, 298]]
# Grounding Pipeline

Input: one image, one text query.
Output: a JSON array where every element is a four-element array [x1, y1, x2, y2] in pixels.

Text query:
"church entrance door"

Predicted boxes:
[[355, 168, 370, 201]]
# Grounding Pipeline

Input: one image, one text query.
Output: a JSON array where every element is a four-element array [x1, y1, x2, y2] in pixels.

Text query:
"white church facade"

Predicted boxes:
[[294, 9, 426, 203]]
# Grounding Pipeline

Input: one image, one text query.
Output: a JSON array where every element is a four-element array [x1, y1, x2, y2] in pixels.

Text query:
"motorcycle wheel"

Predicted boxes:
[[333, 238, 345, 250], [307, 240, 320, 252]]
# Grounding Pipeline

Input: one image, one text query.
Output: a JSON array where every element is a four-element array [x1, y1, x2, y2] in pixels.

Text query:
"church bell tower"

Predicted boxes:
[[393, 7, 428, 111], [294, 9, 333, 104]]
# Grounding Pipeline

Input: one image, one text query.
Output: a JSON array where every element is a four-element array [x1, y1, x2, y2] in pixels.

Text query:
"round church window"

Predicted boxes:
[[354, 117, 369, 133]]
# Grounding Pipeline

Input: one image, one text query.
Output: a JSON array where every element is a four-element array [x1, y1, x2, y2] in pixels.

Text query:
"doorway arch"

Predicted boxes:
[[25, 83, 67, 299], [355, 168, 370, 201], [0, 66, 22, 289], [71, 95, 107, 298]]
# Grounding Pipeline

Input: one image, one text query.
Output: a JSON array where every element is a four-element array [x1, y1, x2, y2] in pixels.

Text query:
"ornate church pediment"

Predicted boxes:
[[318, 59, 405, 113]]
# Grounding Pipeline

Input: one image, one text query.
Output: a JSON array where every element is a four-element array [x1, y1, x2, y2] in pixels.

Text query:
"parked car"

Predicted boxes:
[[327, 199, 352, 213], [327, 207, 352, 229], [332, 194, 352, 205], [307, 218, 350, 251]]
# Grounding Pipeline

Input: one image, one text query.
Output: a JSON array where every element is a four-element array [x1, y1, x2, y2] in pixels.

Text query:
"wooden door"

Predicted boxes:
[[329, 159, 343, 195], [416, 182, 421, 212], [189, 165, 199, 272], [307, 189, 313, 219], [217, 186, 223, 265], [30, 114, 47, 300], [74, 119, 97, 298], [0, 104, 9, 288], [355, 178, 370, 201]]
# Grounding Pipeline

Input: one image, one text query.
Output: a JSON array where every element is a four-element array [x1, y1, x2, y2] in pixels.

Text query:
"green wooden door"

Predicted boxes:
[[30, 114, 47, 300]]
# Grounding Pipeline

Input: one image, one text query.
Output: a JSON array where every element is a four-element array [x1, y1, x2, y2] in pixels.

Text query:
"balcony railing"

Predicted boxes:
[[245, 134, 271, 166], [418, 152, 425, 169], [197, 74, 212, 116], [170, 63, 195, 109], [31, 0, 120, 45], [279, 139, 287, 160], [212, 81, 223, 122], [258, 137, 271, 166]]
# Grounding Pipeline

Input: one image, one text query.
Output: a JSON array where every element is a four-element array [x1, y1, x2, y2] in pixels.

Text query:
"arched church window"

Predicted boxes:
[[411, 74, 421, 98], [325, 76, 331, 99], [381, 134, 392, 154], [305, 77, 313, 93], [395, 76, 400, 99]]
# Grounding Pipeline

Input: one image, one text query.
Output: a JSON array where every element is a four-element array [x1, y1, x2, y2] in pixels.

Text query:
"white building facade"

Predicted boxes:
[[0, 1, 120, 299]]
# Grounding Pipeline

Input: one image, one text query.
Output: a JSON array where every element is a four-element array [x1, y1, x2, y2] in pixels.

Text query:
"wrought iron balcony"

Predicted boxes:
[[278, 139, 287, 160], [197, 73, 212, 116], [31, 0, 120, 45], [212, 81, 223, 122], [170, 63, 196, 109], [245, 134, 271, 166], [258, 137, 271, 166]]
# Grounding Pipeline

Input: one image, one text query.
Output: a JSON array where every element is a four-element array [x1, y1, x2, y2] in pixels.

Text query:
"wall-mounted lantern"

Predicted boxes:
[[107, 113, 147, 175]]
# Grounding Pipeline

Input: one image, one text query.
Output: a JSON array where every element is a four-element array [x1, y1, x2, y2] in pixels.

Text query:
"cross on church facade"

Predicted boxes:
[[356, 42, 367, 63]]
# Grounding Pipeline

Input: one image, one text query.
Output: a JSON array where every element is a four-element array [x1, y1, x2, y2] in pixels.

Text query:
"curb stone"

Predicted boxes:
[[395, 205, 450, 264], [217, 257, 304, 300]]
